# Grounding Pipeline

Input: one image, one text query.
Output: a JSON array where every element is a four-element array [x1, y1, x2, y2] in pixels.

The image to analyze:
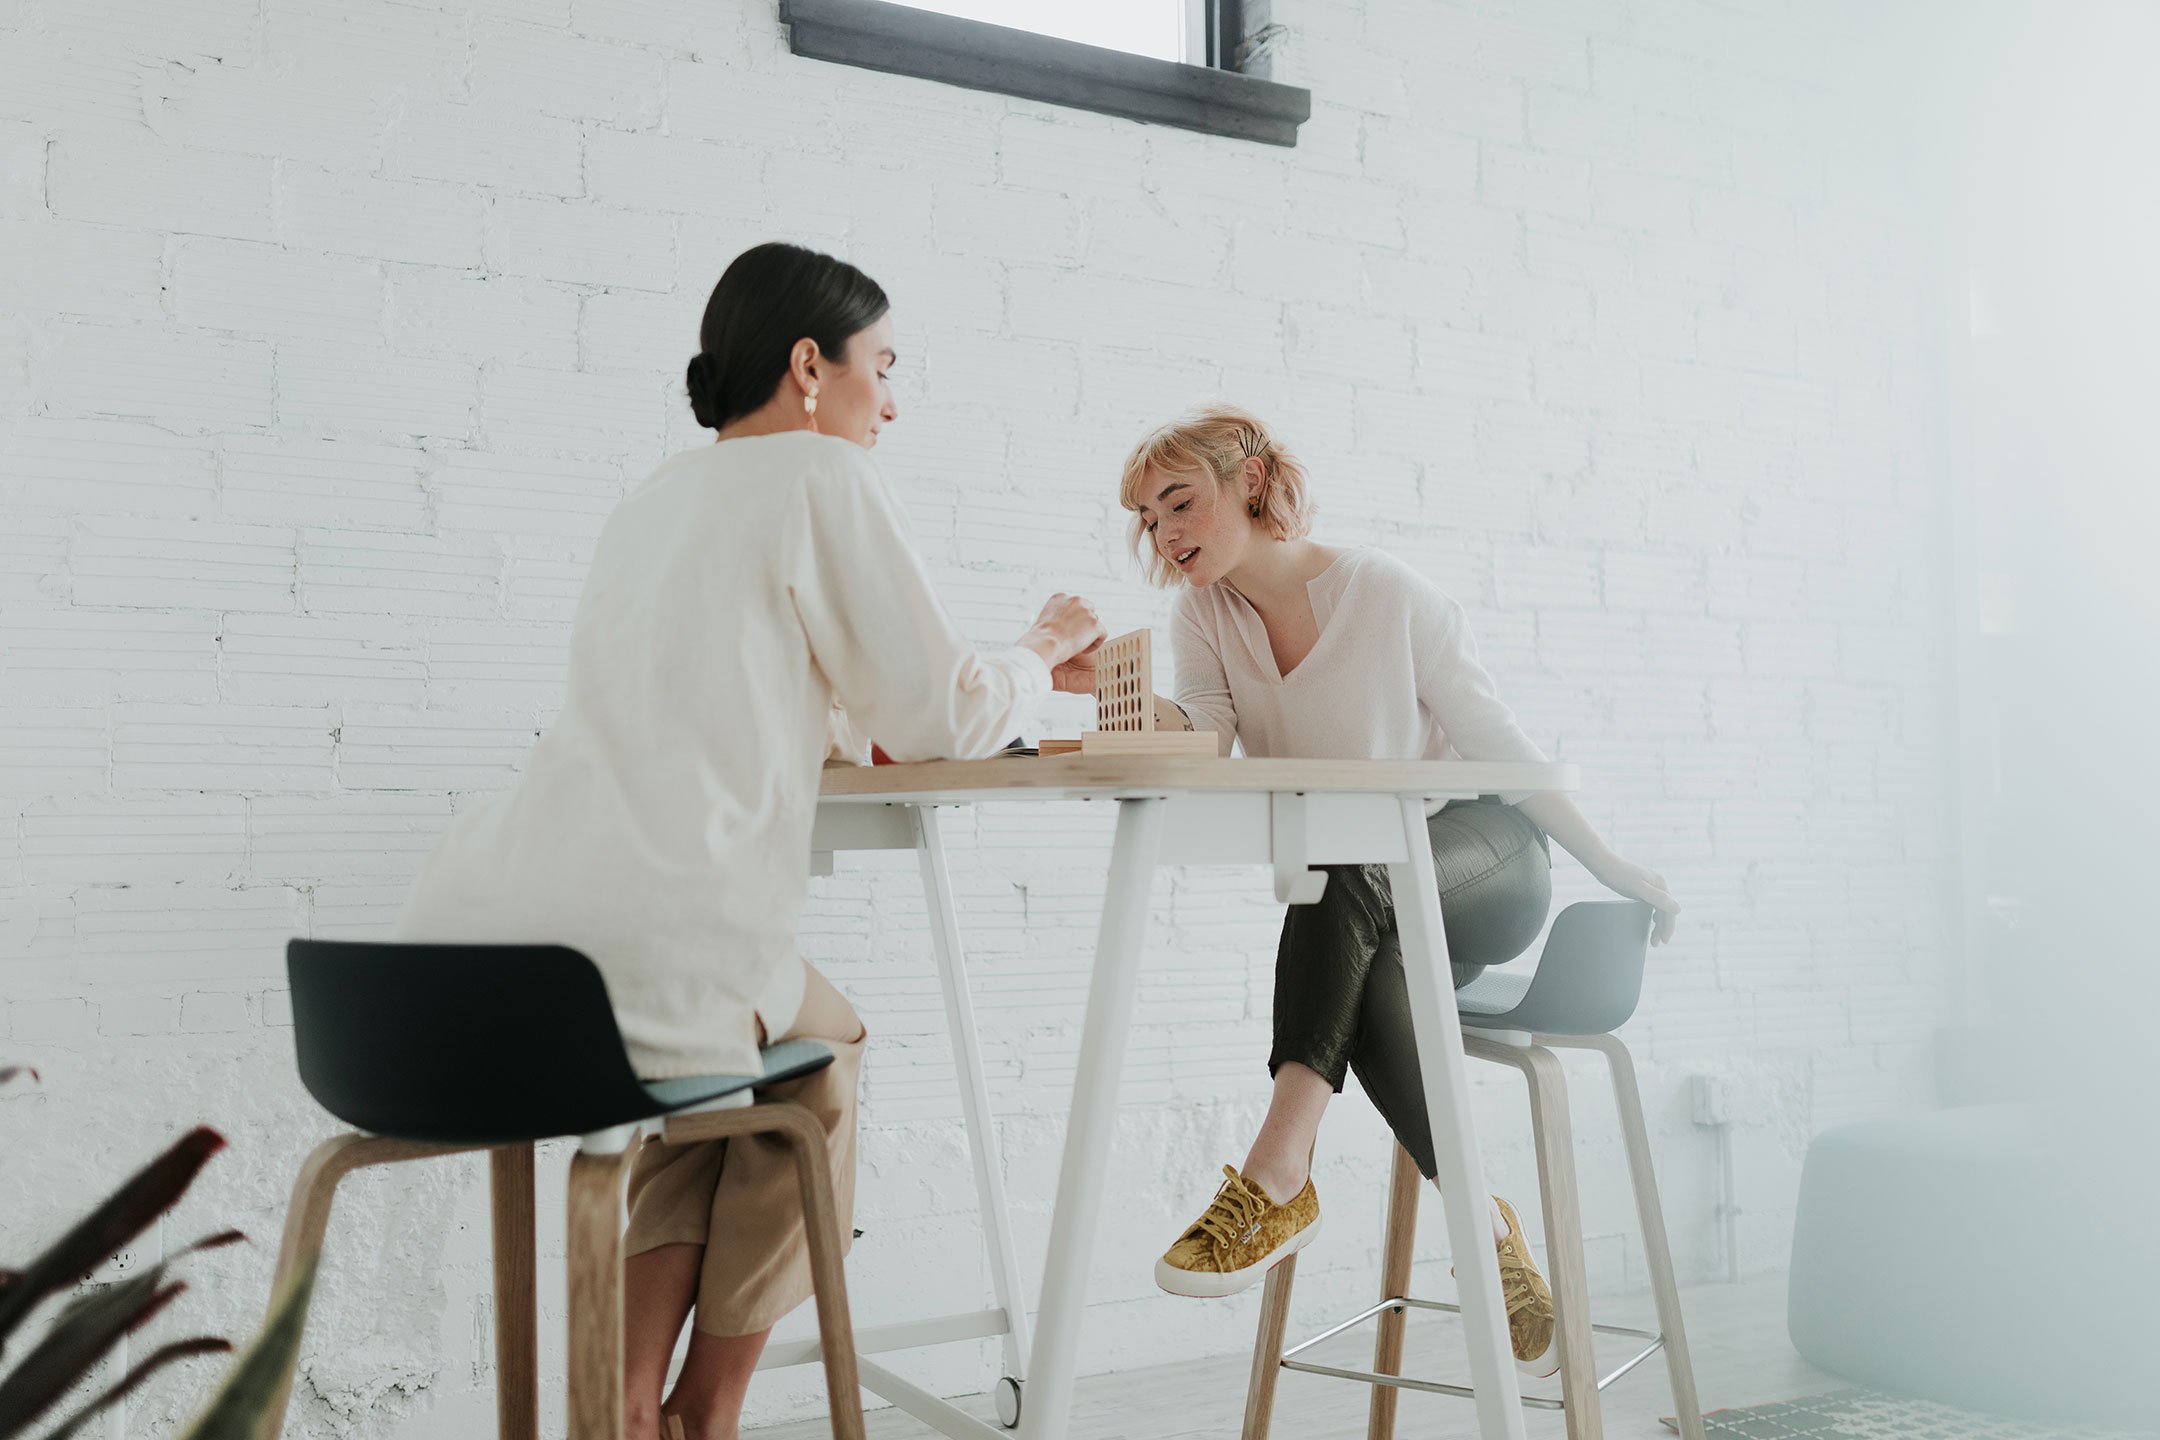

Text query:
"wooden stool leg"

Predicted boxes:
[[1585, 1034, 1704, 1440], [1242, 1251, 1299, 1440], [262, 1134, 468, 1439], [490, 1144, 539, 1440], [1520, 1045, 1603, 1440], [566, 1145, 637, 1440], [1367, 1144, 1422, 1440], [771, 1102, 867, 1440]]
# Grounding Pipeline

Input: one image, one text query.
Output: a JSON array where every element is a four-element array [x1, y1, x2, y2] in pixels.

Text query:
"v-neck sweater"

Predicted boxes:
[[1169, 547, 1547, 801]]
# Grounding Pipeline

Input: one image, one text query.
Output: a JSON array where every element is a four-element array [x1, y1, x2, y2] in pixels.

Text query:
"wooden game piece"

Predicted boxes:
[[1051, 629, 1219, 758]]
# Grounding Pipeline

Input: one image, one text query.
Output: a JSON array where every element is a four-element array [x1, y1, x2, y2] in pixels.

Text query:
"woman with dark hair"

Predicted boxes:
[[396, 242, 1104, 1440]]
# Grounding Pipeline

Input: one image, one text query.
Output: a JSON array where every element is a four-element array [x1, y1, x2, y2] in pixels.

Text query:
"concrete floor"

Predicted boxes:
[[748, 1274, 1833, 1439]]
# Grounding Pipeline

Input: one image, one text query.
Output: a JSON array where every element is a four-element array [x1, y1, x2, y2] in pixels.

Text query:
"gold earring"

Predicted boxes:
[[804, 390, 820, 433], [1247, 497, 1262, 518]]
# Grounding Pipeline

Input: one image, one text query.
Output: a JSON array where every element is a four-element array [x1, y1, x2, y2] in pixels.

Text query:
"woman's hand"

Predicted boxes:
[[1587, 851, 1681, 946], [1019, 593, 1106, 687], [1049, 642, 1099, 695]]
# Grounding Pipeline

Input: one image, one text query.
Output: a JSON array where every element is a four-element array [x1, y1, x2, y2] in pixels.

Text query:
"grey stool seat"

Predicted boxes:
[[1456, 900, 1651, 1036], [1244, 899, 1705, 1440], [640, 1039, 838, 1113]]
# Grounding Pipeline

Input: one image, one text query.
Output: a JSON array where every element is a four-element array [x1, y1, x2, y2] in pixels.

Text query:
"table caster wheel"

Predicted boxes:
[[994, 1375, 1023, 1428]]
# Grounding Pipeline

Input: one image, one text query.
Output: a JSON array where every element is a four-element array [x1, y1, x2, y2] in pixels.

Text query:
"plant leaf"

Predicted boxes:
[[0, 1270, 181, 1439], [0, 1129, 224, 1351], [35, 1339, 233, 1440], [0, 1067, 37, 1089], [174, 1260, 315, 1440]]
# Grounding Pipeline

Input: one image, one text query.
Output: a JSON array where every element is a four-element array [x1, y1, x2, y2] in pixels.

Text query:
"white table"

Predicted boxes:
[[766, 756, 1577, 1440]]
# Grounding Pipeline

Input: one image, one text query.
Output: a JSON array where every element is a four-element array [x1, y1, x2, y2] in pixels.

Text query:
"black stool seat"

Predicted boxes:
[[1454, 900, 1653, 1036], [288, 940, 833, 1145]]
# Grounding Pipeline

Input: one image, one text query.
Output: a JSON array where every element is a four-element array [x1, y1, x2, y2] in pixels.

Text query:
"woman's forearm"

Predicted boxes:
[[1514, 792, 1615, 873]]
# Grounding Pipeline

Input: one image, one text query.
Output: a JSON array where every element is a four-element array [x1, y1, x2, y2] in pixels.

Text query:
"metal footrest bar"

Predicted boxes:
[[1277, 1295, 1666, 1411]]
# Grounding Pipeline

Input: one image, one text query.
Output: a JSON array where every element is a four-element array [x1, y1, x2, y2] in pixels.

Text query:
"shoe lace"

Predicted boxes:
[[1192, 1167, 1271, 1250]]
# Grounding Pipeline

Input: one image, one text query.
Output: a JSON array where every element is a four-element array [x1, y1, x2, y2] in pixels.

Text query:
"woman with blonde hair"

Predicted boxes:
[[1114, 404, 1680, 1376], [397, 242, 1104, 1440]]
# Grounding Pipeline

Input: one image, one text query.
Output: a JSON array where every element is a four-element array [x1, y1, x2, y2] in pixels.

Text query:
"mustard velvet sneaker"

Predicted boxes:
[[1154, 1165, 1321, 1299], [1494, 1195, 1559, 1377]]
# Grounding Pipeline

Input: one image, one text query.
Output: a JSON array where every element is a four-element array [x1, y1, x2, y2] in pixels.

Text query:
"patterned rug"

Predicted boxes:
[[1663, 1389, 2154, 1439]]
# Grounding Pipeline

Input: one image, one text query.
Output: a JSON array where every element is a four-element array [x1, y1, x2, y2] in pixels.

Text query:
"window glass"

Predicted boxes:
[[889, 0, 1191, 64]]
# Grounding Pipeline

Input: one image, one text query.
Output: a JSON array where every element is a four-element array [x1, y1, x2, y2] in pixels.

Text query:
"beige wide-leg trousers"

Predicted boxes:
[[622, 960, 866, 1337]]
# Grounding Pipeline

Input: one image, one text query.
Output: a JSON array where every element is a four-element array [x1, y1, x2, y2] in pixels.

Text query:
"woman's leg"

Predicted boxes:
[[622, 961, 867, 1440], [1346, 799, 1552, 1182], [624, 1242, 706, 1439], [1247, 862, 1397, 1199]]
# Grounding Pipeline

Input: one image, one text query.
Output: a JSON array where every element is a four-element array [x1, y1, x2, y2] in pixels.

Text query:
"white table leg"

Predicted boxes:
[[916, 805, 1034, 1390], [1387, 795, 1528, 1440], [1020, 796, 1166, 1440]]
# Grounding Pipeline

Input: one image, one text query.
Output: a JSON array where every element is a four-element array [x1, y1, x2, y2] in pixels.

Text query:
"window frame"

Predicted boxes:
[[779, 0, 1310, 148]]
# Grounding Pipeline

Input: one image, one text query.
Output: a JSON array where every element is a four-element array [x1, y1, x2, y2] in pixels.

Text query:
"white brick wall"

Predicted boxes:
[[1, 0, 1955, 1433]]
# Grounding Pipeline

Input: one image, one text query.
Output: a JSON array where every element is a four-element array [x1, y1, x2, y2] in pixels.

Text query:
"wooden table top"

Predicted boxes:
[[818, 755, 1578, 802]]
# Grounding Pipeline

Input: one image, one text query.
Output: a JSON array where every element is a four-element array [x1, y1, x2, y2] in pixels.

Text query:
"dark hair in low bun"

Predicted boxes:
[[685, 242, 890, 433]]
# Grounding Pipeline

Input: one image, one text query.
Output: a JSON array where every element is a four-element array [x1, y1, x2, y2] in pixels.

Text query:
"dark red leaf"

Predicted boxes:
[[33, 1337, 233, 1440], [0, 1129, 224, 1351], [0, 1270, 180, 1437]]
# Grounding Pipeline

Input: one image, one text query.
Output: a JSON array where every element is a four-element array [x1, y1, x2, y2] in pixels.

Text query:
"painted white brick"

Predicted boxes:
[[47, 134, 273, 241], [1590, 40, 1702, 117], [309, 880, 411, 937], [144, 59, 391, 170], [1228, 222, 1363, 312], [22, 795, 246, 885], [0, 418, 219, 518], [1404, 64, 1524, 143], [470, 20, 664, 128], [579, 287, 693, 373], [111, 702, 334, 793], [0, 610, 219, 703], [98, 991, 183, 1036], [583, 128, 762, 221], [476, 366, 665, 464], [277, 164, 487, 268], [503, 544, 591, 621], [0, 512, 68, 604], [1282, 170, 1407, 249], [276, 344, 479, 440], [44, 0, 261, 64], [249, 792, 450, 882], [218, 434, 431, 532], [335, 706, 538, 791], [386, 268, 579, 369], [217, 613, 428, 706], [664, 57, 843, 154], [71, 517, 296, 612], [0, 36, 154, 136], [567, 0, 744, 54], [0, 219, 163, 322], [929, 180, 1082, 266], [1415, 324, 1533, 401], [1479, 403, 1590, 477], [997, 112, 1147, 197], [1284, 304, 1413, 378], [424, 620, 573, 709], [44, 323, 277, 432], [1525, 86, 1635, 164], [263, 0, 469, 82], [74, 883, 304, 985], [485, 197, 675, 291], [0, 706, 108, 796], [0, 123, 42, 219], [429, 450, 622, 540], [386, 99, 584, 198], [297, 528, 501, 619], [168, 239, 386, 342]]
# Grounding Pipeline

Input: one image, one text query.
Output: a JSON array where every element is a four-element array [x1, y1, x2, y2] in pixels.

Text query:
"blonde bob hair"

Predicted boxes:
[[1118, 405, 1316, 587]]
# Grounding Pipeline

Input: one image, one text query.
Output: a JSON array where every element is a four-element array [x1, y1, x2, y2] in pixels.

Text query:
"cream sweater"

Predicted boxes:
[[397, 433, 1050, 1080], [1171, 547, 1548, 801]]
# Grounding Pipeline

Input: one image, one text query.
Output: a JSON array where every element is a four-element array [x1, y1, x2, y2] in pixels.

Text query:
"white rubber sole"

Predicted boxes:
[[1517, 1338, 1562, 1379], [1154, 1215, 1323, 1299]]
